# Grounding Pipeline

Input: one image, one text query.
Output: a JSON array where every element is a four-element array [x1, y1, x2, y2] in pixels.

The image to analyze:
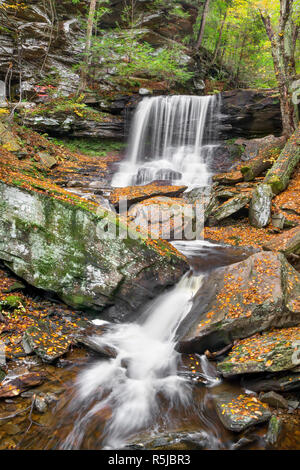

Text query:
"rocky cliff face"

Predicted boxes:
[[0, 180, 188, 321], [0, 1, 284, 139]]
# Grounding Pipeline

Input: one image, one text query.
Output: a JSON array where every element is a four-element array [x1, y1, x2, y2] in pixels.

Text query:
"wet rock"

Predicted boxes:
[[0, 372, 45, 398], [231, 436, 257, 450], [259, 391, 289, 409], [78, 335, 118, 358], [214, 392, 271, 432], [208, 193, 251, 224], [242, 371, 300, 393], [266, 415, 282, 445], [178, 252, 300, 354], [23, 320, 72, 363], [249, 183, 273, 228], [288, 400, 299, 410], [141, 431, 216, 450], [34, 395, 48, 413], [44, 392, 59, 405], [217, 327, 300, 377], [0, 180, 188, 320]]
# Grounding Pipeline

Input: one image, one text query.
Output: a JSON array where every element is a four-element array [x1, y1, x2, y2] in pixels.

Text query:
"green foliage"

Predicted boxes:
[[75, 0, 194, 89], [49, 137, 125, 157]]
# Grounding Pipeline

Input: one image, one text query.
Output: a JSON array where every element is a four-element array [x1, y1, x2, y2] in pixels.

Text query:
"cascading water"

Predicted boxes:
[[112, 94, 221, 188], [61, 270, 204, 450], [59, 96, 225, 450]]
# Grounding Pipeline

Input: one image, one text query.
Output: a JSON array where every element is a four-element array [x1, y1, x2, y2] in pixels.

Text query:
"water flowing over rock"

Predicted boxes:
[[112, 94, 221, 188], [0, 181, 188, 321], [178, 252, 300, 354]]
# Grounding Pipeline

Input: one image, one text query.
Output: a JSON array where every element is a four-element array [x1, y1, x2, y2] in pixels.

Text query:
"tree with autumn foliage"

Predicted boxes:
[[258, 0, 299, 136]]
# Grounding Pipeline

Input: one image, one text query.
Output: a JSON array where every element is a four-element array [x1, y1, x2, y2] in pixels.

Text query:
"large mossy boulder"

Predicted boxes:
[[0, 181, 188, 321], [177, 252, 300, 354]]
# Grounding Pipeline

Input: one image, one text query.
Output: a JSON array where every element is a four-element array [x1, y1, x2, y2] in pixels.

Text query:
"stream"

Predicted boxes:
[[2, 94, 299, 450]]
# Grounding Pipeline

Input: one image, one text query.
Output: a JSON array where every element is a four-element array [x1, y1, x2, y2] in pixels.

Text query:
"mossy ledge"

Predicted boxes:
[[0, 180, 188, 320]]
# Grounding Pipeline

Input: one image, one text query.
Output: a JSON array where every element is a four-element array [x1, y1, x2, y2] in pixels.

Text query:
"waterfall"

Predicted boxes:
[[61, 270, 204, 450], [112, 94, 221, 188]]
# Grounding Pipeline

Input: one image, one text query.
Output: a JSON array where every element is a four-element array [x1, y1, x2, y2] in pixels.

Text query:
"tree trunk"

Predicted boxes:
[[211, 8, 227, 65], [260, 0, 299, 136], [195, 0, 211, 49], [78, 0, 97, 94], [234, 34, 247, 84]]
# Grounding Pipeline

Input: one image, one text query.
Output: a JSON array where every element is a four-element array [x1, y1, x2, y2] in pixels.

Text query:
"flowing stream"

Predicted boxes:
[[59, 94, 229, 449], [62, 266, 204, 449], [112, 94, 221, 188]]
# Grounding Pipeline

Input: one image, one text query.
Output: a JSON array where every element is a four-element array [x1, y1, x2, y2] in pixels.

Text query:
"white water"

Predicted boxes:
[[112, 94, 220, 188], [62, 269, 204, 449]]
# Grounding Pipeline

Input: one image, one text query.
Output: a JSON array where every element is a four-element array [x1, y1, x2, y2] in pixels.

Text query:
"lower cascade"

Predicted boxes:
[[62, 263, 204, 449], [112, 94, 221, 188]]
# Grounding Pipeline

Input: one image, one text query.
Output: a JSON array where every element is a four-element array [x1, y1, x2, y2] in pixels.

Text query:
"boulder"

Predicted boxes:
[[177, 252, 300, 354], [263, 226, 300, 255], [249, 183, 273, 228], [109, 183, 187, 211], [37, 152, 57, 169], [266, 416, 282, 445], [242, 370, 300, 393], [260, 391, 289, 409], [0, 181, 188, 321], [217, 327, 300, 377], [23, 321, 73, 363], [214, 392, 271, 432], [208, 193, 251, 224], [0, 371, 45, 398], [127, 196, 197, 240]]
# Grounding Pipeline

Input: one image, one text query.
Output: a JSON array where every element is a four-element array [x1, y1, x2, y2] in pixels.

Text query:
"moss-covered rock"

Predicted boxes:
[[0, 180, 187, 320], [0, 295, 24, 310]]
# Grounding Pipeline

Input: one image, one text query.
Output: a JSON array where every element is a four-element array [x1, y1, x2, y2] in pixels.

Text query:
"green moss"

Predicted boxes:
[[1, 295, 24, 309]]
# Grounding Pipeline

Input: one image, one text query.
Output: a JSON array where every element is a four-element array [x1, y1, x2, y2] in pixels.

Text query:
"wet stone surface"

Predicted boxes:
[[214, 392, 271, 432]]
